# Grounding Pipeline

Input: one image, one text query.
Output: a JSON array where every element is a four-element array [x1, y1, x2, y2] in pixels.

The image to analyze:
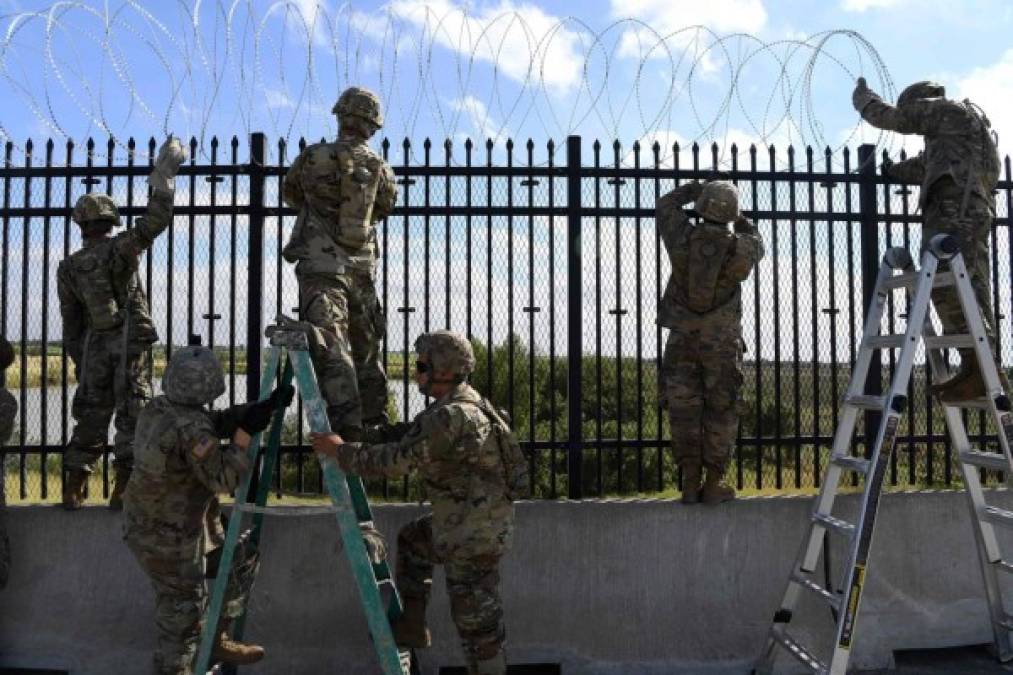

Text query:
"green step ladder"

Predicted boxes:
[[194, 315, 415, 675]]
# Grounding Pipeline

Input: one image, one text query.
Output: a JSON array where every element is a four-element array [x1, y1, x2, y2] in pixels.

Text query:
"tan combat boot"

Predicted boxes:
[[212, 631, 265, 665], [108, 465, 131, 511], [391, 596, 432, 649], [680, 464, 703, 504], [469, 652, 507, 675], [701, 469, 735, 505], [62, 468, 88, 511]]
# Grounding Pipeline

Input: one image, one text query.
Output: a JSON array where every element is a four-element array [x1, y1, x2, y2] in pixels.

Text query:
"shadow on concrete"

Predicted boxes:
[[860, 644, 1013, 674]]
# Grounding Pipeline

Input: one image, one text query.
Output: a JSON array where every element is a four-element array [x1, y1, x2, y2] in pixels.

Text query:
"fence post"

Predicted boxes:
[[858, 143, 882, 455], [246, 133, 266, 402], [566, 135, 583, 499]]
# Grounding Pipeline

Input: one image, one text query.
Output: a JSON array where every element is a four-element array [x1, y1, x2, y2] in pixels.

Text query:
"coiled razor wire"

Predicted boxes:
[[0, 2, 900, 167]]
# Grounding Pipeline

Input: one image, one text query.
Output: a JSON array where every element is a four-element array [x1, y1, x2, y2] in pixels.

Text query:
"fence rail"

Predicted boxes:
[[2, 133, 1012, 502]]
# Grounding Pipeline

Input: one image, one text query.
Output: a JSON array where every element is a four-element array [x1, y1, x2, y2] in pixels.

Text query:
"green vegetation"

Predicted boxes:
[[4, 335, 1009, 503]]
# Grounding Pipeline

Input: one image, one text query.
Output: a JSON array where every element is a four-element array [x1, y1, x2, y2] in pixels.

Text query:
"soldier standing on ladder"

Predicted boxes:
[[281, 86, 398, 442], [853, 77, 1007, 400]]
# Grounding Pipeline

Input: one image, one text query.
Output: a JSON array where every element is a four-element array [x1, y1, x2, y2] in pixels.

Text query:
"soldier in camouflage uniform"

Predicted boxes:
[[282, 86, 398, 441], [0, 337, 16, 590], [657, 181, 765, 505], [853, 77, 1004, 401], [124, 342, 294, 674], [311, 331, 528, 675], [58, 137, 187, 510]]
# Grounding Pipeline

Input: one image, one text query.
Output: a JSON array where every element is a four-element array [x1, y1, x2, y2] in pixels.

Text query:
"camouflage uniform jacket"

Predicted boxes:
[[656, 184, 765, 330], [855, 91, 1000, 210], [57, 188, 175, 363], [281, 135, 397, 275], [337, 383, 515, 559], [123, 396, 250, 553]]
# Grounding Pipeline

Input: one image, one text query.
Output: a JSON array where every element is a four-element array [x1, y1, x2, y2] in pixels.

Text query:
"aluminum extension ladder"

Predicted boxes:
[[194, 315, 415, 675], [755, 234, 1013, 674]]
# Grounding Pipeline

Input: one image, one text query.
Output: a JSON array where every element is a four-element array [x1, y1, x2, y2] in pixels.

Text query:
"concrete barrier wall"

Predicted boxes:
[[2, 489, 1011, 674]]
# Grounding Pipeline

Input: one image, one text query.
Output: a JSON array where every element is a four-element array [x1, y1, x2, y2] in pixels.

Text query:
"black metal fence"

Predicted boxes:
[[2, 133, 1012, 502]]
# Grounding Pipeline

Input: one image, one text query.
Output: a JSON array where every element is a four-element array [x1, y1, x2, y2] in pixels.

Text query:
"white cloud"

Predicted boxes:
[[449, 95, 510, 142], [841, 0, 905, 11], [613, 0, 767, 42], [387, 0, 586, 93], [955, 47, 1013, 157]]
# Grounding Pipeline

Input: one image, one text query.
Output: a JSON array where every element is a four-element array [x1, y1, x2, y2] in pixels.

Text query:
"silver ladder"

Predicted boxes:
[[194, 315, 415, 675], [755, 234, 1013, 674]]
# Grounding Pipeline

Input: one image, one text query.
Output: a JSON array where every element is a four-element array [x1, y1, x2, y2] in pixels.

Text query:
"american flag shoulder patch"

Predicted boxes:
[[191, 434, 216, 461]]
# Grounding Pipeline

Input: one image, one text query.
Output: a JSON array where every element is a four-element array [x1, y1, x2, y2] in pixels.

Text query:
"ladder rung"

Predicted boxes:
[[924, 334, 976, 349], [995, 561, 1013, 576], [812, 512, 855, 538], [960, 450, 1010, 472], [771, 625, 825, 672], [845, 394, 885, 410], [790, 571, 842, 611], [831, 455, 870, 474], [865, 335, 907, 349], [982, 506, 1013, 528], [880, 270, 955, 290]]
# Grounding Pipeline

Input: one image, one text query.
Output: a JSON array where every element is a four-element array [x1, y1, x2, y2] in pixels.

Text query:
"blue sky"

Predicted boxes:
[[2, 0, 1013, 164]]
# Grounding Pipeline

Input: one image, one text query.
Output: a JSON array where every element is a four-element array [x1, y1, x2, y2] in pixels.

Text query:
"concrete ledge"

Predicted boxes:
[[1, 490, 1010, 674]]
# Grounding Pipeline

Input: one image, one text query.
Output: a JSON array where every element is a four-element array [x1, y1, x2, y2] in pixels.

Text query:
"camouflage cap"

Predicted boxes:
[[695, 181, 740, 223], [332, 86, 384, 127], [897, 81, 945, 107], [72, 193, 121, 227], [0, 336, 12, 371], [162, 345, 226, 406], [415, 330, 475, 376]]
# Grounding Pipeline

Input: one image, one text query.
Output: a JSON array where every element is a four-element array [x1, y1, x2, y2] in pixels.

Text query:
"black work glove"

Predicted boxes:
[[238, 384, 295, 434]]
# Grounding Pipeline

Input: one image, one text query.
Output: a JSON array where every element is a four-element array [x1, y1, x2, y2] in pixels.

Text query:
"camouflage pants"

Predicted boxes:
[[922, 180, 996, 364], [125, 520, 259, 675], [397, 515, 506, 670], [662, 330, 743, 474], [65, 332, 152, 471], [299, 271, 388, 438]]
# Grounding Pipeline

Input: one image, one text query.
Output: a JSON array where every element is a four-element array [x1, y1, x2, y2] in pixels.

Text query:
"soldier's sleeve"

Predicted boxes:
[[859, 94, 940, 136], [282, 151, 307, 209], [113, 187, 175, 259], [886, 154, 926, 184], [336, 408, 452, 479], [657, 182, 703, 250], [183, 421, 251, 494], [0, 391, 17, 445], [371, 163, 397, 223], [56, 261, 86, 364], [725, 217, 765, 282], [361, 420, 411, 444]]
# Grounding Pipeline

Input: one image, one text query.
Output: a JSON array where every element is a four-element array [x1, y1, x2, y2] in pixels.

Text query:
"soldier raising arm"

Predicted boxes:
[[57, 137, 186, 510], [311, 331, 528, 675], [852, 77, 1004, 400]]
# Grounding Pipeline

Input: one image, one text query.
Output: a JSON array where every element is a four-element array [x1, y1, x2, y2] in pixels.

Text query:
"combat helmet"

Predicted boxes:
[[72, 193, 121, 227], [695, 181, 740, 223], [415, 330, 475, 378], [897, 81, 945, 107], [162, 345, 226, 406], [332, 87, 384, 128]]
